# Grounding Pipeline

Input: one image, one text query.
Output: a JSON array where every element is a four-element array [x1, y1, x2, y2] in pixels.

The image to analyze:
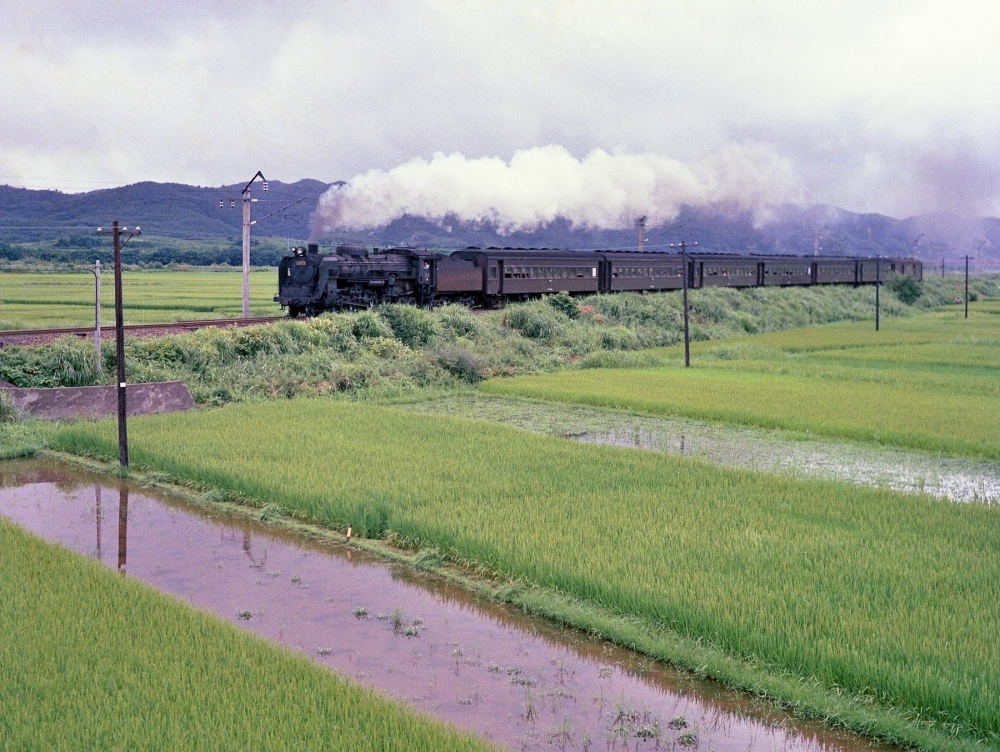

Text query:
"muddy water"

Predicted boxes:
[[403, 395, 1000, 504], [0, 459, 899, 752]]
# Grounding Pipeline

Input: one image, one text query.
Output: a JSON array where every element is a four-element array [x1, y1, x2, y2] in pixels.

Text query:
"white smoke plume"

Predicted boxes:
[[310, 143, 800, 238]]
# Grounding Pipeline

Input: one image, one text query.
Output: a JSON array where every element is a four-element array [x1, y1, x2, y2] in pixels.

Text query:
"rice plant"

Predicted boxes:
[[484, 311, 1000, 459], [53, 399, 1000, 743], [0, 519, 493, 751]]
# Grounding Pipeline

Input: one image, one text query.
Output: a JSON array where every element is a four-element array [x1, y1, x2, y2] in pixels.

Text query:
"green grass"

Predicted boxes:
[[52, 400, 1000, 748], [482, 306, 1000, 459], [0, 269, 280, 329], [0, 517, 491, 751]]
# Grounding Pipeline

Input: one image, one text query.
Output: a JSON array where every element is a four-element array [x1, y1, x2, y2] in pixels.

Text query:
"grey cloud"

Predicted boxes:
[[1, 1, 998, 219]]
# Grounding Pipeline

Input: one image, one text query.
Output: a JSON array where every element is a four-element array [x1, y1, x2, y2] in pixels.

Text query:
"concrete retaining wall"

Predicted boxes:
[[0, 381, 196, 421]]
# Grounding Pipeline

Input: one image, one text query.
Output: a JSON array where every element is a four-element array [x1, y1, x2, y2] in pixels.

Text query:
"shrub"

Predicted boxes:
[[504, 305, 561, 340], [599, 325, 640, 351], [435, 305, 480, 339], [378, 304, 438, 347], [547, 291, 581, 319], [434, 345, 486, 383], [349, 311, 393, 341], [888, 276, 923, 305]]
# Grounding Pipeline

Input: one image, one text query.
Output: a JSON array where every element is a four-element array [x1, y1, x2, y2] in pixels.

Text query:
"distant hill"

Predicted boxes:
[[0, 180, 332, 243], [1, 181, 997, 266]]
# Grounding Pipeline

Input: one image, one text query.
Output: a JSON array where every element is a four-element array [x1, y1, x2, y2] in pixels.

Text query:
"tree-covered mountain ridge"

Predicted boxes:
[[1, 180, 997, 263]]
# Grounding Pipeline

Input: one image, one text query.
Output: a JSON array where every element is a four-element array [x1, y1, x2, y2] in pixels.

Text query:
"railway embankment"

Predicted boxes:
[[1, 275, 995, 406]]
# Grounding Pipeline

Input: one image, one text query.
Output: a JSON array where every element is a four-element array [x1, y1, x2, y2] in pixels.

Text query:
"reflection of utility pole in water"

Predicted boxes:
[[95, 486, 102, 561], [117, 487, 129, 574], [241, 529, 266, 569]]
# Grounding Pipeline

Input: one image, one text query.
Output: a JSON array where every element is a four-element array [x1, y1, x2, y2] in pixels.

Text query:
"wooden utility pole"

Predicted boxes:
[[96, 221, 140, 467], [91, 260, 101, 374], [875, 256, 881, 331], [965, 255, 969, 319], [670, 240, 698, 367]]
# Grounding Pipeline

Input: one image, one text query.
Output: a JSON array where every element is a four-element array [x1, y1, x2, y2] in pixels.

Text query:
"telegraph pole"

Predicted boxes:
[[237, 171, 268, 318], [90, 260, 101, 374], [965, 255, 969, 319], [670, 240, 697, 367], [875, 255, 881, 331], [96, 221, 140, 467]]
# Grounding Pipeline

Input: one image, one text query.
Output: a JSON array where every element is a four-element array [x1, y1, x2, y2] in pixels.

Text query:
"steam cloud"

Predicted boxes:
[[310, 144, 800, 238]]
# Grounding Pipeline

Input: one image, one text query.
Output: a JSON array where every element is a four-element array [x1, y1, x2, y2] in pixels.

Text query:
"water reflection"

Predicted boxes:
[[117, 486, 128, 574], [0, 459, 899, 752], [400, 396, 1000, 505]]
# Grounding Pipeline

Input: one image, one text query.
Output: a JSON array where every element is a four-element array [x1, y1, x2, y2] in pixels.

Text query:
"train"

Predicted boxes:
[[275, 243, 923, 316]]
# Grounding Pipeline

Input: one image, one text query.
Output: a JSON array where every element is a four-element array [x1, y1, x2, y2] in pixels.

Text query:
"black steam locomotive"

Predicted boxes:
[[275, 243, 922, 316]]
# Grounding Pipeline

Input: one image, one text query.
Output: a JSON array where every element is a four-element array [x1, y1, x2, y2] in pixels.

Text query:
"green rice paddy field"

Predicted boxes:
[[0, 518, 491, 751], [0, 269, 280, 329], [482, 307, 1000, 459], [54, 396, 1000, 749]]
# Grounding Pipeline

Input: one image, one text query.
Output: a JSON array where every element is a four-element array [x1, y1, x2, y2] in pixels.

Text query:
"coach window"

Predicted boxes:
[[490, 266, 498, 279]]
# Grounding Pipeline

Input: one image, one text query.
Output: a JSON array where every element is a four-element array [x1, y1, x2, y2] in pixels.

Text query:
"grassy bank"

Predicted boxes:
[[52, 400, 1000, 749], [4, 276, 995, 403], [0, 518, 491, 751], [483, 307, 1000, 459]]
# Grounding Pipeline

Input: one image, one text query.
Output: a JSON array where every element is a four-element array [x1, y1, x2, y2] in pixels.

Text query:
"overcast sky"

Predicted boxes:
[[3, 0, 999, 221]]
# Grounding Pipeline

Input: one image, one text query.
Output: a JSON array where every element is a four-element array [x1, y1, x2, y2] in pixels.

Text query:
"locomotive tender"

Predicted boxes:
[[275, 243, 922, 315]]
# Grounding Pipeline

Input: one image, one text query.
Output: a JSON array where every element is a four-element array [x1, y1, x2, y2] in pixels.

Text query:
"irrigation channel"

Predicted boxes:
[[0, 459, 901, 752], [401, 396, 1000, 505]]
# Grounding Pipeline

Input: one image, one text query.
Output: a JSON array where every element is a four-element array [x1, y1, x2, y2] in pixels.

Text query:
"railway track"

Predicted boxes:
[[0, 316, 287, 346]]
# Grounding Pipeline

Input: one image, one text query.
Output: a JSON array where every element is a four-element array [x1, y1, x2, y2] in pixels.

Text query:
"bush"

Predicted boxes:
[[547, 291, 581, 319], [888, 276, 923, 305], [378, 304, 437, 347], [434, 345, 486, 382], [435, 305, 480, 339], [504, 305, 561, 340], [349, 311, 393, 341]]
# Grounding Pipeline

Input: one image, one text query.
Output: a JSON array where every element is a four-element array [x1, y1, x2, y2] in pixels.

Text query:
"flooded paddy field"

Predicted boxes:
[[0, 458, 900, 752], [401, 395, 1000, 504]]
